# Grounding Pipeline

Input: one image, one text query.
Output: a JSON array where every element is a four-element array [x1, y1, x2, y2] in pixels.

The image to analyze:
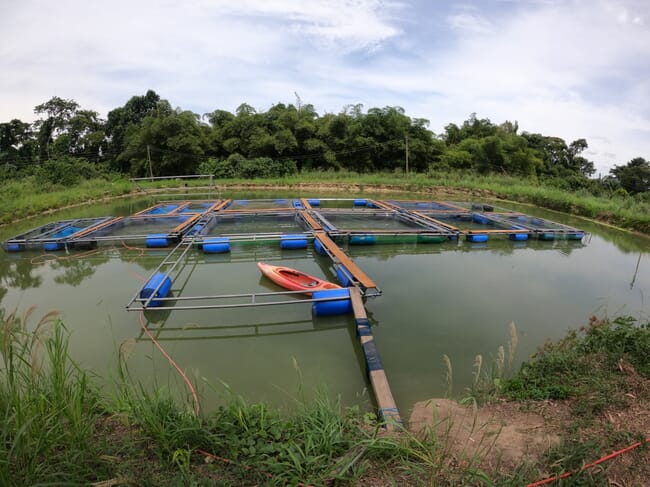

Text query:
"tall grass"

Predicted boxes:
[[456, 321, 520, 405], [0, 307, 102, 486]]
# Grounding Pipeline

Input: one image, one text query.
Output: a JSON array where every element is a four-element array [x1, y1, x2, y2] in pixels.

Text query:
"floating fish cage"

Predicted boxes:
[[308, 209, 453, 236], [479, 213, 585, 240], [134, 200, 222, 216], [385, 200, 470, 212], [410, 210, 531, 242], [3, 217, 116, 251], [223, 198, 295, 211], [303, 208, 456, 245], [69, 214, 201, 248], [191, 211, 314, 250]]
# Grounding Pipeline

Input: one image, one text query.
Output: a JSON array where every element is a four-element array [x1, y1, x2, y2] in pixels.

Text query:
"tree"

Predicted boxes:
[[106, 90, 163, 165], [610, 157, 650, 194], [118, 108, 207, 176], [66, 110, 106, 161], [522, 133, 595, 179], [0, 119, 35, 171], [33, 96, 80, 161]]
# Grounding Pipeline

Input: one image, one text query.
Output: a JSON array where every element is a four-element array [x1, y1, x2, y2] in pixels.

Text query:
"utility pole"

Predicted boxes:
[[405, 135, 409, 177], [147, 144, 153, 181]]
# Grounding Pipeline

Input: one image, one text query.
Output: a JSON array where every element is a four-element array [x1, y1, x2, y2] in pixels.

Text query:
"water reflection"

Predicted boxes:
[[0, 254, 43, 302]]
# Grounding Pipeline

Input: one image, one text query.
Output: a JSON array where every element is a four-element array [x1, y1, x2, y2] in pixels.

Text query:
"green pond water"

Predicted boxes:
[[1, 193, 649, 418]]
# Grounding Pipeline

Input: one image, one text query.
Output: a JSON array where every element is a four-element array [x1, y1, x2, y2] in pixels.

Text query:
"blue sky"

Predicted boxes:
[[1, 0, 649, 175]]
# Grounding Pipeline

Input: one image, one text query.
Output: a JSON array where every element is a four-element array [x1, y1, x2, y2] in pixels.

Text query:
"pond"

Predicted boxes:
[[1, 192, 649, 417]]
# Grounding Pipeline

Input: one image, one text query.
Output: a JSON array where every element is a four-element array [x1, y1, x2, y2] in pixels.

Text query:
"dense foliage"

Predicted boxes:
[[1, 91, 649, 198]]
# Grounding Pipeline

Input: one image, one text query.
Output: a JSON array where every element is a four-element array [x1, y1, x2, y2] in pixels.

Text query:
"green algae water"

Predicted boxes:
[[1, 194, 648, 416]]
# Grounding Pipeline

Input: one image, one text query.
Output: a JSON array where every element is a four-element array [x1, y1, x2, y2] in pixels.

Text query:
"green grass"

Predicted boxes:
[[502, 316, 650, 408], [0, 308, 103, 485], [0, 177, 132, 225]]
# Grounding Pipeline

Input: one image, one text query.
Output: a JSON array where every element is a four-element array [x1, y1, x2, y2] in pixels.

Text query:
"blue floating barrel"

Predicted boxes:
[[203, 237, 231, 253], [336, 265, 352, 286], [531, 218, 544, 226], [307, 198, 320, 206], [189, 223, 204, 235], [466, 234, 489, 243], [353, 199, 367, 207], [539, 233, 555, 241], [509, 233, 528, 241], [568, 232, 584, 240], [292, 200, 304, 209], [482, 204, 494, 212], [516, 215, 528, 222], [275, 198, 288, 204], [367, 201, 377, 208], [312, 288, 352, 316], [350, 234, 376, 245], [140, 272, 172, 307], [313, 238, 327, 255], [146, 234, 169, 248], [6, 243, 22, 252], [472, 214, 490, 225], [280, 234, 308, 249], [43, 241, 63, 251]]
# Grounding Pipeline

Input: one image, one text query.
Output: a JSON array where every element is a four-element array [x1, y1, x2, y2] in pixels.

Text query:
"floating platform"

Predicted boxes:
[[3, 217, 116, 251], [135, 200, 223, 216], [3, 198, 587, 251], [70, 214, 202, 249]]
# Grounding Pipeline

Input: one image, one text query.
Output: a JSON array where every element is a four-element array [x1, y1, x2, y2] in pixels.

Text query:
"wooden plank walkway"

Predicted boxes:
[[314, 232, 377, 291], [350, 287, 401, 429]]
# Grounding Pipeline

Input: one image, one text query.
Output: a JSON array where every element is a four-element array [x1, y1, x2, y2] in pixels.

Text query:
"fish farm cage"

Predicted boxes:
[[3, 197, 588, 311]]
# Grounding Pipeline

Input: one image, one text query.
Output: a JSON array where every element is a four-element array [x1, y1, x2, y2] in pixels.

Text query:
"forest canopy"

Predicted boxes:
[[1, 90, 648, 195]]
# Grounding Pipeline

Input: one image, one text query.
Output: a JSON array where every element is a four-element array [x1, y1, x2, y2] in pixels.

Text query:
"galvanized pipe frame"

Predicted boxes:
[[4, 217, 119, 250], [127, 287, 361, 312], [475, 212, 585, 235], [196, 209, 310, 236], [125, 238, 197, 309]]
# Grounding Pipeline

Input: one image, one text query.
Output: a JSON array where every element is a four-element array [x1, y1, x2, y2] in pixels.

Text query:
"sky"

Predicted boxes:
[[1, 0, 649, 176]]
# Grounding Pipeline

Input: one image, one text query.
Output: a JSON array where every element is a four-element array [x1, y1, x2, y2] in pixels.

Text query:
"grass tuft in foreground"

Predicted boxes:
[[0, 308, 102, 486]]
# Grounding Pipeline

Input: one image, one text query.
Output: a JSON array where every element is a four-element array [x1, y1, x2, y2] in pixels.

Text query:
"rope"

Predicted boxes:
[[527, 437, 650, 486], [138, 311, 200, 416], [30, 247, 105, 265]]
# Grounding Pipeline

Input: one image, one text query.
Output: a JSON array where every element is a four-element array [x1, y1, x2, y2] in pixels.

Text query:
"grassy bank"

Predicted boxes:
[[2, 306, 649, 485], [0, 178, 133, 225], [2, 171, 650, 234]]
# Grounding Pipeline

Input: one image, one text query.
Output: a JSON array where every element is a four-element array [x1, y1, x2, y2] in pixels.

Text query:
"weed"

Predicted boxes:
[[502, 316, 650, 418], [0, 308, 103, 486]]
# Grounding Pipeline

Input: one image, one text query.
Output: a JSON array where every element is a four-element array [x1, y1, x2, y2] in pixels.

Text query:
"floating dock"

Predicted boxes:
[[3, 198, 587, 251]]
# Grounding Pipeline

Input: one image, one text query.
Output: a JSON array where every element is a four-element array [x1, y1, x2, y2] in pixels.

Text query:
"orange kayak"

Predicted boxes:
[[257, 262, 341, 295]]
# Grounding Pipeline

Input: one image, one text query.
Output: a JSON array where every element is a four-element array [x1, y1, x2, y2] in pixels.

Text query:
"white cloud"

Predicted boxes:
[[447, 6, 493, 34], [0, 0, 648, 173]]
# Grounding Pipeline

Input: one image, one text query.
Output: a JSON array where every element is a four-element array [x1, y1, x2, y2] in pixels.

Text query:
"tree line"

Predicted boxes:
[[1, 90, 648, 195]]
